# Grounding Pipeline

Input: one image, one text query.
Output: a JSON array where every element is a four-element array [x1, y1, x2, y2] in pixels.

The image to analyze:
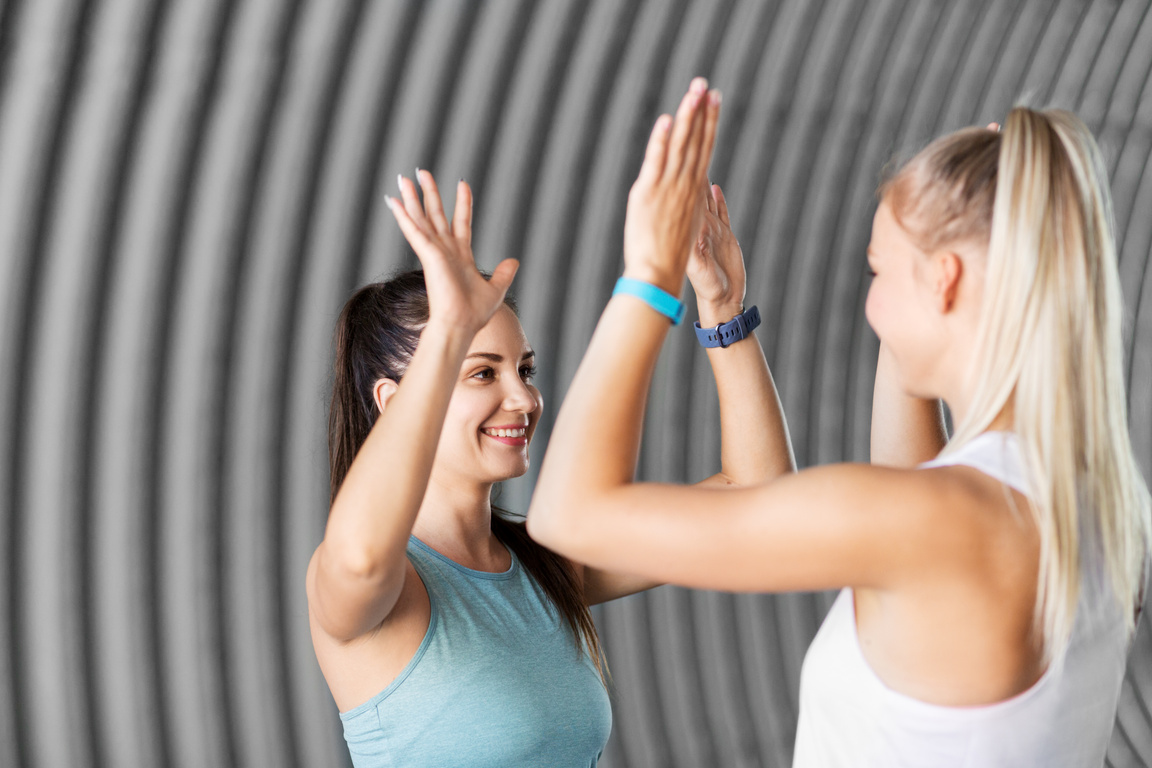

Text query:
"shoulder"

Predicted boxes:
[[763, 462, 1023, 582], [869, 462, 1036, 579]]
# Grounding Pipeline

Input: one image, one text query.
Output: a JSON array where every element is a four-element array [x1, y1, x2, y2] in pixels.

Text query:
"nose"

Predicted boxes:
[[502, 374, 539, 415]]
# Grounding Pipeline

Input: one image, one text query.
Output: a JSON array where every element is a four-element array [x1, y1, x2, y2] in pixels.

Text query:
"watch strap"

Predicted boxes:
[[694, 305, 760, 348]]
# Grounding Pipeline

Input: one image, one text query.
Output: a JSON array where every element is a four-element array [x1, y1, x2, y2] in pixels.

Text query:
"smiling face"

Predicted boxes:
[[435, 304, 542, 486]]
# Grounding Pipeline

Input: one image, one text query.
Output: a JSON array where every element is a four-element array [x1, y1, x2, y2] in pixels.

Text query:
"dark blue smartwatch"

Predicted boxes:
[[694, 305, 760, 348]]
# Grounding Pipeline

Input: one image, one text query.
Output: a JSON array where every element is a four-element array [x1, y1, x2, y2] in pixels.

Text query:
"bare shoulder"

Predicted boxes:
[[867, 462, 1037, 590]]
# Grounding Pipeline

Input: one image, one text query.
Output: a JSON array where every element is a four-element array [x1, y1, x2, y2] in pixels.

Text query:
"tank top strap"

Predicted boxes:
[[918, 431, 1032, 497]]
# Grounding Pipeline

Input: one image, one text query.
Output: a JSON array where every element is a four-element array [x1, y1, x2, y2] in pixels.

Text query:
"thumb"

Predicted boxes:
[[488, 258, 520, 298]]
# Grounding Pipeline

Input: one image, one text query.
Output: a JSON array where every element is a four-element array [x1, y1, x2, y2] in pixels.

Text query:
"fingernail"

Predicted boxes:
[[385, 196, 395, 210], [397, 173, 404, 190], [692, 77, 708, 93], [710, 90, 721, 106], [415, 167, 422, 177]]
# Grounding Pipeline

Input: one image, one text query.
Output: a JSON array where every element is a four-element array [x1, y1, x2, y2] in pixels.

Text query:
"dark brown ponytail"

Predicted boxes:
[[328, 270, 607, 682]]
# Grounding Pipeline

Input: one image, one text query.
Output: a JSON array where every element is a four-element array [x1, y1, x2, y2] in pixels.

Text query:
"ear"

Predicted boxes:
[[372, 378, 399, 414], [932, 251, 963, 313]]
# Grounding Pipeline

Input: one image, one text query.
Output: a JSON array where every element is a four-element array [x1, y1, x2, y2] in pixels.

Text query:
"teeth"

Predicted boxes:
[[484, 427, 526, 438]]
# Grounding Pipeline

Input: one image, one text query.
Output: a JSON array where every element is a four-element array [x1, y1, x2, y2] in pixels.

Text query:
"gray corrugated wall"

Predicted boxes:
[[1, 1, 1151, 767]]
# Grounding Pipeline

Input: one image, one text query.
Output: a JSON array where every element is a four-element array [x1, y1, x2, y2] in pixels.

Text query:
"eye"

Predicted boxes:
[[470, 367, 495, 381], [520, 364, 537, 382]]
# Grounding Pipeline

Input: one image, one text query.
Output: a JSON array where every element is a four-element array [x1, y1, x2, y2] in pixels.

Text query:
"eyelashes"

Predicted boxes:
[[470, 364, 538, 382]]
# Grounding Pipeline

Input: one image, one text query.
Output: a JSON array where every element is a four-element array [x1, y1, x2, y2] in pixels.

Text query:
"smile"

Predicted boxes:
[[481, 426, 529, 446], [481, 427, 527, 439]]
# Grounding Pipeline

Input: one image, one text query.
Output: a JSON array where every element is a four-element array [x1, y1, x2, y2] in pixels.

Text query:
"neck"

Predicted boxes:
[[411, 472, 502, 565], [931, 317, 1016, 434]]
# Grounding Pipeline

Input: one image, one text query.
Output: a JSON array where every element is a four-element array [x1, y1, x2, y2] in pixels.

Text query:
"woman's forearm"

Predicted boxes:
[[698, 301, 795, 485], [869, 342, 947, 468], [528, 295, 670, 540]]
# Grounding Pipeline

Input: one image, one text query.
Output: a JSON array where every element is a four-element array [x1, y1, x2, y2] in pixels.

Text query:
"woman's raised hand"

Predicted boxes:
[[622, 77, 721, 296], [688, 181, 746, 323], [386, 170, 518, 334]]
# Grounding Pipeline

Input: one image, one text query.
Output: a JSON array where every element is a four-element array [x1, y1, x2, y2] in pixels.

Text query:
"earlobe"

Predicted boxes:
[[372, 378, 399, 414]]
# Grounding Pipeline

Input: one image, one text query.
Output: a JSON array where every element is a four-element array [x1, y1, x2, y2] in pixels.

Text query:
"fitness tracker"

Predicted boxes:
[[694, 305, 760, 348], [612, 277, 686, 325]]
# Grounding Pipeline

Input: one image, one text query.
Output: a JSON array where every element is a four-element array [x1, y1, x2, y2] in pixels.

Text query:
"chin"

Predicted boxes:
[[483, 460, 530, 484], [501, 462, 530, 481], [898, 370, 942, 401]]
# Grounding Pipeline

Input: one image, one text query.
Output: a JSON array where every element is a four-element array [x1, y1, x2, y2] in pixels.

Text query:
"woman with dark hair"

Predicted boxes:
[[306, 157, 784, 766]]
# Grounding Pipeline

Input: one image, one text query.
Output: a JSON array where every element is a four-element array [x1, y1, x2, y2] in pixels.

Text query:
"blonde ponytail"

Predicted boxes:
[[886, 107, 1152, 660]]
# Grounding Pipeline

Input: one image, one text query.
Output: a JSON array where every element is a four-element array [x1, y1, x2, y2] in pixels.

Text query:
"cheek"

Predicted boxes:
[[529, 387, 543, 423], [864, 282, 886, 335], [444, 387, 495, 435]]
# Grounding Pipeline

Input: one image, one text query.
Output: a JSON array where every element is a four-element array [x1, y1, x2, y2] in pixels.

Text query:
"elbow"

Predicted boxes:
[[525, 499, 564, 549], [526, 497, 586, 557], [320, 536, 397, 586]]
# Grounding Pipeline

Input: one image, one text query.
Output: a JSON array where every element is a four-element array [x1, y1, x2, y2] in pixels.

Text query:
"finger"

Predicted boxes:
[[487, 257, 520, 298], [695, 89, 721, 180], [713, 184, 731, 227], [386, 196, 435, 255], [452, 180, 473, 243], [987, 122, 1000, 132], [679, 84, 710, 178], [416, 169, 452, 235], [703, 179, 717, 217], [397, 174, 432, 234], [637, 114, 672, 186], [664, 78, 708, 180]]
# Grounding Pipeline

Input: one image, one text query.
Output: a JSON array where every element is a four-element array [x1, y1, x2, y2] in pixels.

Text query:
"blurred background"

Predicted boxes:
[[2, 0, 1151, 766]]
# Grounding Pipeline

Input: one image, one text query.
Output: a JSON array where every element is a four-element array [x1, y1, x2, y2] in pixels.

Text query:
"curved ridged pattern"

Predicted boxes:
[[1, 2, 1150, 767]]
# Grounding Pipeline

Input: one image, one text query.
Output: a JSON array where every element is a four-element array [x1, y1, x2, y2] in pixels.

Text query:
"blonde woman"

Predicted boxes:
[[528, 78, 1151, 766]]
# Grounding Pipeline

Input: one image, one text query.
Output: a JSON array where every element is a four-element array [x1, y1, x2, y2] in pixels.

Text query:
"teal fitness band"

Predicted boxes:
[[613, 277, 686, 325]]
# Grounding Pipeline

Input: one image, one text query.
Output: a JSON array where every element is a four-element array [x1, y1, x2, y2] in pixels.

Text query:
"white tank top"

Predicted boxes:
[[793, 431, 1132, 768]]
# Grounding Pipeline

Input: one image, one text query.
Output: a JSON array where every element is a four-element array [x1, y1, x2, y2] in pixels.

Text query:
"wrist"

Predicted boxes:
[[694, 305, 760, 349], [613, 276, 686, 325], [621, 264, 685, 299], [697, 301, 746, 328], [421, 317, 480, 350]]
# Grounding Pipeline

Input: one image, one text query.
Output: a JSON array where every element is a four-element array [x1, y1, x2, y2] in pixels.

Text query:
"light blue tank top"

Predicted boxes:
[[339, 535, 612, 767]]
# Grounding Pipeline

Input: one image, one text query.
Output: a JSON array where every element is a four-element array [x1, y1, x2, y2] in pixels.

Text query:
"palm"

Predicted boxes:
[[688, 183, 745, 309], [387, 171, 517, 333]]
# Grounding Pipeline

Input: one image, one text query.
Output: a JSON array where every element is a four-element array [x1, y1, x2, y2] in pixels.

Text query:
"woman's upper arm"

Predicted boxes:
[[581, 567, 662, 605], [534, 464, 962, 594], [306, 543, 406, 642]]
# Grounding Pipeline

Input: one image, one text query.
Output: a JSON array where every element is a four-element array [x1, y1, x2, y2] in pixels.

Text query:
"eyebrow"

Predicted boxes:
[[464, 350, 536, 363]]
